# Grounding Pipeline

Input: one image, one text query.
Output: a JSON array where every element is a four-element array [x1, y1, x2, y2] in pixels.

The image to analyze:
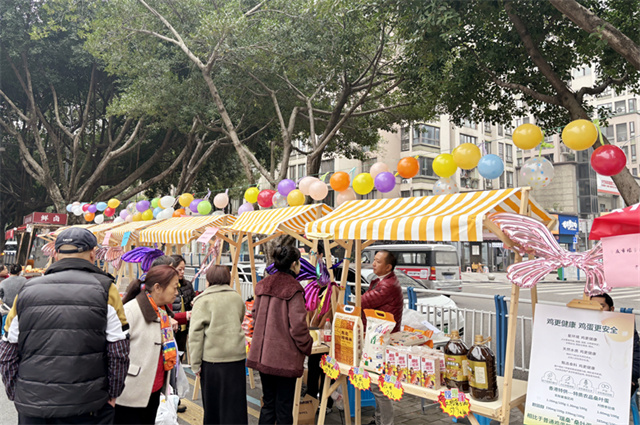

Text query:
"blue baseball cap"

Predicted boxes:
[[55, 227, 98, 254]]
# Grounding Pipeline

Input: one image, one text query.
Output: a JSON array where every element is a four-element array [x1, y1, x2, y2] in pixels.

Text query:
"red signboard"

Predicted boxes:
[[23, 212, 68, 226]]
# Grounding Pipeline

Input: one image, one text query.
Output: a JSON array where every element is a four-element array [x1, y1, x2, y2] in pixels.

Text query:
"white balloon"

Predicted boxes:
[[72, 201, 81, 207], [94, 214, 105, 224], [160, 196, 175, 209], [213, 193, 229, 209], [369, 162, 390, 179], [72, 206, 83, 216], [433, 177, 460, 195], [113, 217, 125, 224], [272, 192, 288, 208], [158, 207, 174, 220], [125, 214, 133, 222]]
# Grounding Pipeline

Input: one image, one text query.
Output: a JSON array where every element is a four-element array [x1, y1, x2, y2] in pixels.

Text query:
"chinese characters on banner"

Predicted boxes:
[[320, 355, 340, 380], [437, 389, 470, 419], [524, 304, 634, 425], [602, 234, 640, 289], [348, 367, 371, 391], [23, 212, 68, 226]]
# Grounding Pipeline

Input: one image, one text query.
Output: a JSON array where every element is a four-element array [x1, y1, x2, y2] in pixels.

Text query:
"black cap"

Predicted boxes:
[[55, 227, 98, 254]]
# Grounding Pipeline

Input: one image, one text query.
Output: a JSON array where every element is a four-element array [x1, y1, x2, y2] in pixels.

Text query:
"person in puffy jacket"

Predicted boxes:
[[361, 250, 402, 425], [247, 245, 313, 425]]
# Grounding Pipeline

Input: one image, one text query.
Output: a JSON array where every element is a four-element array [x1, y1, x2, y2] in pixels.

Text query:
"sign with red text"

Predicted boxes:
[[23, 212, 67, 226], [320, 355, 340, 380], [437, 389, 470, 419], [348, 367, 371, 391], [377, 374, 404, 401], [602, 234, 640, 288]]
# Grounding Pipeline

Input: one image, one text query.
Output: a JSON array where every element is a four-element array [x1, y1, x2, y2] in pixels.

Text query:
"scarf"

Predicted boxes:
[[146, 293, 178, 371]]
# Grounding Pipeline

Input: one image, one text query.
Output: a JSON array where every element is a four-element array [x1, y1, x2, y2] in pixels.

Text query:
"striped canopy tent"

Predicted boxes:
[[89, 221, 129, 243], [108, 220, 165, 247], [139, 215, 236, 246]]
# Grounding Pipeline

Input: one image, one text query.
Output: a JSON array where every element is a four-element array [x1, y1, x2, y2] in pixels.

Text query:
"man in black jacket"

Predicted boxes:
[[0, 228, 130, 424]]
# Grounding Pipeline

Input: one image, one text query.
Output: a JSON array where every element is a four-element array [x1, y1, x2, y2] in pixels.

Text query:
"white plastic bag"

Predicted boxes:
[[175, 360, 190, 399], [155, 392, 179, 425]]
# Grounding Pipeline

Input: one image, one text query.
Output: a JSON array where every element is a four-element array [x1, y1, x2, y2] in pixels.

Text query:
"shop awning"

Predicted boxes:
[[89, 221, 129, 240], [139, 215, 236, 245], [306, 188, 552, 242], [590, 202, 640, 240], [109, 220, 164, 246], [225, 204, 332, 236]]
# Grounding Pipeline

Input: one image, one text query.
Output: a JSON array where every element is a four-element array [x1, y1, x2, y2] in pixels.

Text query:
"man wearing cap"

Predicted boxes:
[[0, 228, 130, 424]]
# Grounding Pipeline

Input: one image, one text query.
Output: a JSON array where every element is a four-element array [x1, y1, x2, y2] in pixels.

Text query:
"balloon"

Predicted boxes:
[[521, 157, 555, 189], [126, 202, 137, 215], [513, 124, 543, 150], [113, 217, 124, 224], [277, 179, 297, 197], [352, 173, 374, 195], [151, 198, 160, 209], [370, 162, 390, 179], [173, 208, 185, 217], [119, 210, 129, 219], [244, 187, 259, 204], [153, 207, 163, 218], [136, 200, 150, 212], [562, 119, 598, 151], [433, 177, 460, 195], [336, 188, 357, 206], [104, 207, 116, 217], [257, 190, 275, 208], [299, 177, 319, 196], [96, 202, 108, 212], [158, 208, 174, 220], [433, 154, 457, 178], [329, 172, 350, 192], [189, 199, 202, 213], [87, 204, 97, 214], [107, 198, 120, 209], [72, 201, 80, 206], [272, 192, 288, 208], [397, 157, 419, 179], [132, 212, 143, 222], [309, 181, 329, 201], [374, 171, 396, 193], [238, 202, 254, 215], [591, 145, 626, 176], [66, 204, 73, 212], [94, 214, 105, 224], [160, 196, 175, 209], [126, 214, 134, 222], [82, 204, 90, 212], [287, 189, 305, 206], [453, 143, 482, 170], [72, 206, 83, 216], [477, 154, 505, 180], [84, 212, 95, 222], [197, 200, 212, 215], [141, 209, 154, 221], [213, 193, 229, 209], [178, 193, 194, 208]]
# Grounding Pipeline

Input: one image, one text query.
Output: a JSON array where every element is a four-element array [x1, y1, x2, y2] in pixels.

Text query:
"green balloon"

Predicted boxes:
[[151, 197, 160, 208], [197, 200, 212, 215]]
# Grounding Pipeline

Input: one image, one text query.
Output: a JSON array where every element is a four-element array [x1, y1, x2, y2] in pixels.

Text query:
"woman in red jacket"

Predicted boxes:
[[247, 245, 313, 425]]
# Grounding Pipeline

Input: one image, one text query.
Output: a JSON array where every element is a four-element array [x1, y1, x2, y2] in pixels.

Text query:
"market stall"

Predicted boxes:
[[304, 187, 555, 425]]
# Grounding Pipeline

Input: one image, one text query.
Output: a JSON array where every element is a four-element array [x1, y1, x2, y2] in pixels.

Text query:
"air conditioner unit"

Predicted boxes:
[[616, 107, 626, 113]]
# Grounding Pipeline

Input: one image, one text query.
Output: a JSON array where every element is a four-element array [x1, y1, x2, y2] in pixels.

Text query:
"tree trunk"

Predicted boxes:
[[306, 153, 323, 179]]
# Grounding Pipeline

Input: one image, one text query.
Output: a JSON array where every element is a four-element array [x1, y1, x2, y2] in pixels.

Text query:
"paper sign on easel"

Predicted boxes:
[[602, 233, 640, 288], [121, 231, 131, 247], [197, 227, 219, 244], [102, 231, 112, 246]]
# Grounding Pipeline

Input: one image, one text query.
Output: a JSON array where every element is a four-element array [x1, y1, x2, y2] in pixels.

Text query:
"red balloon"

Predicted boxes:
[[82, 204, 90, 212], [257, 189, 275, 208], [590, 145, 626, 176], [104, 207, 116, 217]]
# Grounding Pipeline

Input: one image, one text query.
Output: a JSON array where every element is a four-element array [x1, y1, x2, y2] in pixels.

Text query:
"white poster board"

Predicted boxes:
[[524, 304, 635, 425]]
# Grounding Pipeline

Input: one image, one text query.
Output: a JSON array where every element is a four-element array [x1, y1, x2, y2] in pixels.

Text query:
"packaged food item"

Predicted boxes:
[[361, 309, 395, 374], [435, 351, 446, 387], [241, 299, 255, 337], [390, 331, 430, 347], [402, 326, 435, 347], [384, 346, 398, 376], [332, 304, 363, 366], [395, 347, 410, 382], [408, 350, 422, 386], [467, 335, 498, 402], [419, 353, 440, 389], [444, 330, 469, 392]]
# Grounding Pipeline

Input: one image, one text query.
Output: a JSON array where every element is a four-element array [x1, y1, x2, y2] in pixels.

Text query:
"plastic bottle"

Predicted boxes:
[[323, 318, 332, 343], [443, 330, 469, 392], [467, 335, 498, 401]]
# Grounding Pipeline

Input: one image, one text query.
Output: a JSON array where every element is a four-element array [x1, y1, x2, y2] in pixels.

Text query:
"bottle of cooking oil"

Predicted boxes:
[[467, 335, 498, 401], [444, 330, 469, 392]]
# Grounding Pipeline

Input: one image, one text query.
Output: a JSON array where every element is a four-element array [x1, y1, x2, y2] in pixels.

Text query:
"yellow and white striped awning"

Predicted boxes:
[[89, 221, 128, 240], [139, 215, 236, 245], [109, 220, 164, 245], [225, 204, 333, 235], [306, 188, 552, 242]]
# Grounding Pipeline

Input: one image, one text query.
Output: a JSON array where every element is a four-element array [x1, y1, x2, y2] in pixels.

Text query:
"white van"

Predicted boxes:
[[362, 244, 462, 292]]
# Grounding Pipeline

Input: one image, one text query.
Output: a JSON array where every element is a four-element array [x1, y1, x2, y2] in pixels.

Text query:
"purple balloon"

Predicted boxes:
[[119, 210, 129, 219], [374, 171, 396, 193], [277, 179, 297, 196], [87, 204, 97, 213], [238, 202, 254, 215], [189, 199, 202, 213], [136, 200, 150, 212]]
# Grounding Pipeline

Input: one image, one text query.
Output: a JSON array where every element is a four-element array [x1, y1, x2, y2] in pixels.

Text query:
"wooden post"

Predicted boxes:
[[354, 240, 363, 308], [292, 375, 304, 425], [338, 241, 353, 306], [231, 232, 244, 294], [247, 235, 257, 297]]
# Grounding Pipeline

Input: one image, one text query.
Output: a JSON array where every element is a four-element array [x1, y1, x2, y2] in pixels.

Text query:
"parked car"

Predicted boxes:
[[362, 244, 462, 292]]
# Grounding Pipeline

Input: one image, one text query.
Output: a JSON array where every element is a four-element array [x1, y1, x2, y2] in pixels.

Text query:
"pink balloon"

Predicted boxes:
[[299, 177, 319, 196], [336, 188, 357, 206], [369, 162, 390, 179], [309, 181, 328, 201]]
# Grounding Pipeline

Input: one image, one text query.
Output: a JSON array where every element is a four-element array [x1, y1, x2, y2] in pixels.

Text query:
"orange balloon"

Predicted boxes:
[[84, 212, 95, 222], [397, 157, 419, 179], [330, 171, 350, 192], [173, 208, 185, 217]]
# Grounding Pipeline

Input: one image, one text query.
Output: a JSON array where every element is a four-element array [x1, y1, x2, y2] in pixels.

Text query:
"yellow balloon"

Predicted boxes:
[[132, 212, 143, 222], [141, 209, 154, 221], [513, 124, 543, 150], [352, 173, 374, 195], [107, 198, 120, 209], [244, 187, 259, 204], [287, 189, 305, 206], [432, 154, 458, 178], [452, 143, 482, 170], [562, 119, 597, 151], [178, 193, 194, 208]]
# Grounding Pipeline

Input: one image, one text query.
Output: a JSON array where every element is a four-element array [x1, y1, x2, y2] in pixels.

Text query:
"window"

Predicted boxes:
[[506, 171, 514, 188], [498, 125, 504, 136], [288, 166, 296, 180], [462, 119, 477, 129], [631, 144, 637, 162], [320, 159, 335, 174], [484, 122, 492, 134], [499, 173, 505, 189], [622, 145, 629, 157], [616, 123, 628, 142], [401, 190, 411, 198], [362, 190, 378, 200], [484, 140, 492, 154], [615, 101, 627, 114], [629, 98, 637, 113], [517, 157, 523, 167], [484, 179, 493, 189], [505, 125, 513, 136], [506, 144, 513, 163], [603, 126, 614, 140], [297, 164, 306, 179], [630, 122, 636, 137], [418, 157, 435, 177], [543, 154, 554, 163], [413, 125, 440, 147], [412, 189, 432, 197], [498, 143, 504, 159], [362, 157, 376, 174], [401, 126, 410, 151], [598, 87, 612, 98], [523, 117, 530, 124], [460, 134, 477, 145], [633, 168, 638, 176]]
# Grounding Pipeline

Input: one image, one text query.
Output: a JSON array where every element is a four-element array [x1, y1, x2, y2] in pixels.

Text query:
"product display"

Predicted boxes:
[[361, 309, 396, 373], [332, 304, 363, 366], [444, 330, 469, 392], [467, 335, 498, 402]]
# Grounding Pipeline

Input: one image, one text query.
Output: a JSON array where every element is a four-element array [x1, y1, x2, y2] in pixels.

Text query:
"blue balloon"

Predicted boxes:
[[66, 204, 73, 212], [477, 154, 504, 180], [153, 207, 162, 218], [96, 202, 108, 211]]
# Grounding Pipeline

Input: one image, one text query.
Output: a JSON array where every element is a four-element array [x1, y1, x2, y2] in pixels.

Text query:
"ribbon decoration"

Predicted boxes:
[[489, 213, 606, 296], [41, 241, 56, 257], [121, 247, 166, 272], [95, 246, 125, 271]]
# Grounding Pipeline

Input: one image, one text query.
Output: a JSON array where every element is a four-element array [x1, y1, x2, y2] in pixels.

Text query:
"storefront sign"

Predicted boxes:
[[596, 175, 620, 195], [437, 389, 470, 419], [524, 304, 634, 425], [348, 367, 371, 391], [602, 234, 640, 289], [320, 355, 340, 380], [23, 212, 68, 226], [377, 374, 404, 401], [557, 215, 579, 235]]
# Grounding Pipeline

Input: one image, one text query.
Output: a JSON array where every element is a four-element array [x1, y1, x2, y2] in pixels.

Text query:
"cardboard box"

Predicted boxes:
[[396, 348, 409, 382], [298, 395, 320, 425], [419, 354, 440, 389], [385, 346, 398, 375], [408, 352, 422, 386]]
